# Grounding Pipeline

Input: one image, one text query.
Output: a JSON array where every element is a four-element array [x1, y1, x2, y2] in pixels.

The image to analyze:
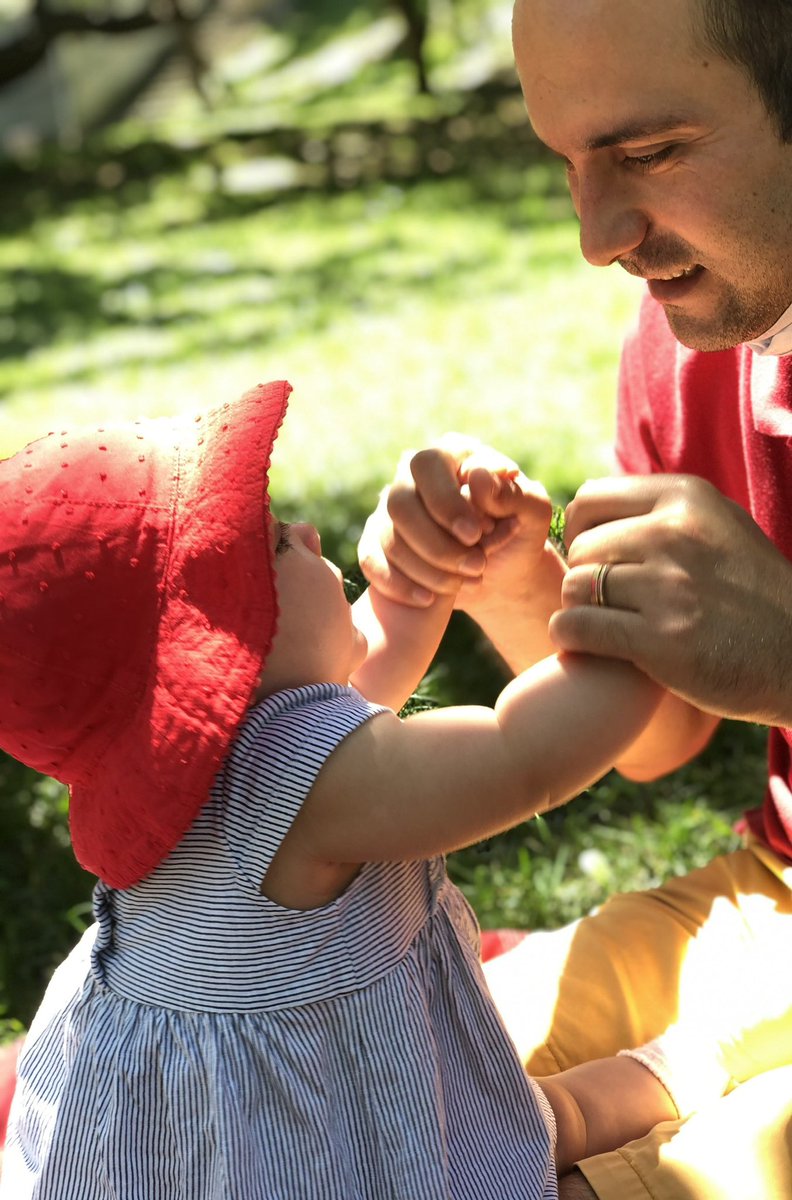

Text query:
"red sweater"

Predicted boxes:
[[616, 294, 792, 862]]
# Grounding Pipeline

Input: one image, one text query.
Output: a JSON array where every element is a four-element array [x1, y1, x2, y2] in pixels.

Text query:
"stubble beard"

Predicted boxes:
[[661, 278, 791, 352], [620, 232, 792, 352]]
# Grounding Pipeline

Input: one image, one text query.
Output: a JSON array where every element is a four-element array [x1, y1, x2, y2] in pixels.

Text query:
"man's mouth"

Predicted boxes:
[[620, 257, 702, 282], [644, 265, 704, 304], [648, 266, 699, 281]]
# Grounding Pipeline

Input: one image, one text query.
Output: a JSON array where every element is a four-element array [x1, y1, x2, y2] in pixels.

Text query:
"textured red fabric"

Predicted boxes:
[[616, 295, 792, 861], [0, 381, 290, 886], [0, 1039, 21, 1150], [479, 928, 530, 962]]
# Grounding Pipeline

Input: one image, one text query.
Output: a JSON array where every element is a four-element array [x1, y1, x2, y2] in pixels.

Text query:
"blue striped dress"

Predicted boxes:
[[2, 683, 556, 1199]]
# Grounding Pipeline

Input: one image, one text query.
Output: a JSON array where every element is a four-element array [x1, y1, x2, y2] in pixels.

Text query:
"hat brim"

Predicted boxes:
[[70, 381, 290, 887]]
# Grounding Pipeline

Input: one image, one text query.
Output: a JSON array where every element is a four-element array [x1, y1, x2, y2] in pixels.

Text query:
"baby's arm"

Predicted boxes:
[[348, 585, 455, 711], [273, 651, 661, 873], [539, 1014, 734, 1176]]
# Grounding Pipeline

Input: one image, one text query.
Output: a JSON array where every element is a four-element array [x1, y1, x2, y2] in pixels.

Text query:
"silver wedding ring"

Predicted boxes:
[[591, 562, 611, 608]]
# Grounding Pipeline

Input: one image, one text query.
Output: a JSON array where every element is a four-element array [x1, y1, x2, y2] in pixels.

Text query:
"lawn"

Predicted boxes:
[[0, 0, 768, 1032]]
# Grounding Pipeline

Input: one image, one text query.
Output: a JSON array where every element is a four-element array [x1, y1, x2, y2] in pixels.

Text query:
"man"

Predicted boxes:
[[360, 1, 792, 1195]]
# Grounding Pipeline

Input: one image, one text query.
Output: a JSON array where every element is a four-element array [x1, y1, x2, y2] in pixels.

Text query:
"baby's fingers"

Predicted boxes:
[[467, 466, 552, 536]]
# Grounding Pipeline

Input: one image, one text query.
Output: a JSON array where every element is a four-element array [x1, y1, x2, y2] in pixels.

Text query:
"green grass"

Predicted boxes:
[[448, 722, 765, 931], [0, 2, 764, 1032], [0, 100, 643, 504]]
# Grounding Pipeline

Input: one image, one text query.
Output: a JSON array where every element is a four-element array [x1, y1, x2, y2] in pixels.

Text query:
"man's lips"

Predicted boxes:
[[642, 265, 705, 303]]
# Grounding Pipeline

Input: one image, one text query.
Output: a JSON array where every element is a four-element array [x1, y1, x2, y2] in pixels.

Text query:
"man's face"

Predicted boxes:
[[512, 0, 792, 350]]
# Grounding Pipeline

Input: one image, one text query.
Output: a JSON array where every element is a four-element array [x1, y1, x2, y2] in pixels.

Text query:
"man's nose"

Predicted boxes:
[[574, 172, 649, 268]]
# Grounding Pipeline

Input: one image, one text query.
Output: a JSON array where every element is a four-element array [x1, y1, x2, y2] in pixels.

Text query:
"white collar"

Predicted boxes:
[[747, 298, 792, 356]]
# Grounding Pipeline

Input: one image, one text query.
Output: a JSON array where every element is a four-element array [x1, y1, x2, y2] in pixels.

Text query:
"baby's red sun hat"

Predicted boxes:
[[0, 380, 290, 887]]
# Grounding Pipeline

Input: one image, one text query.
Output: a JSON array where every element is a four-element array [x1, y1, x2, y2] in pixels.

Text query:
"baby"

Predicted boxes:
[[1, 382, 686, 1200]]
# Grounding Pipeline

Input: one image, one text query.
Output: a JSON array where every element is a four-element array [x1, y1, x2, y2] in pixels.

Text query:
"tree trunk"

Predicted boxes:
[[390, 0, 431, 95]]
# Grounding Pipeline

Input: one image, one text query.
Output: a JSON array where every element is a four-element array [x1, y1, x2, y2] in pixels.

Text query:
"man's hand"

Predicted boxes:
[[552, 474, 792, 725], [358, 435, 555, 616]]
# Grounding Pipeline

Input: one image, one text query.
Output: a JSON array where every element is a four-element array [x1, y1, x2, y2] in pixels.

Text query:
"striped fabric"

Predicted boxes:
[[2, 683, 556, 1199]]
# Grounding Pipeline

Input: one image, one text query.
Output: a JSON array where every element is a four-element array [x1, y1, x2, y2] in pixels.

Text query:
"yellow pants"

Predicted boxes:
[[483, 843, 792, 1199]]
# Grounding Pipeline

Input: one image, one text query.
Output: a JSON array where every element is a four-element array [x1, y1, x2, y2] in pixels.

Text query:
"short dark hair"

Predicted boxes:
[[694, 0, 792, 141]]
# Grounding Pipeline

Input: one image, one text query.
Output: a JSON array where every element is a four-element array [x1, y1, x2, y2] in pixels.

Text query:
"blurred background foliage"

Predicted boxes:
[[0, 0, 769, 1033]]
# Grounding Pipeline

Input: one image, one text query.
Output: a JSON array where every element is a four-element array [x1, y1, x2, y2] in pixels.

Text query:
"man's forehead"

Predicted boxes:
[[513, 0, 699, 64], [513, 0, 712, 149], [582, 115, 696, 152], [513, 0, 700, 26]]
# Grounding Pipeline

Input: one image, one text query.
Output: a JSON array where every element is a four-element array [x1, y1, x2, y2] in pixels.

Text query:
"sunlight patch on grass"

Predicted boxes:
[[1, 173, 642, 505]]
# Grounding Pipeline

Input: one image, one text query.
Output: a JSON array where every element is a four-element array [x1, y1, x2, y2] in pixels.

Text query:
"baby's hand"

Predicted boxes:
[[358, 435, 553, 612], [457, 454, 554, 615]]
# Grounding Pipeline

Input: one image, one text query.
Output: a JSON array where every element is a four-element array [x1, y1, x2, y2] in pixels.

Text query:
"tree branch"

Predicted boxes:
[[0, 3, 199, 90]]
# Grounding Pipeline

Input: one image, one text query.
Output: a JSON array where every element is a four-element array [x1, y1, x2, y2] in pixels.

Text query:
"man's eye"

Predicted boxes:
[[624, 145, 676, 171], [275, 522, 292, 555]]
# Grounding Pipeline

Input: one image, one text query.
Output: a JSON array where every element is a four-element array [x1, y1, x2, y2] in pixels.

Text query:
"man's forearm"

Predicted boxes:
[[614, 689, 720, 781]]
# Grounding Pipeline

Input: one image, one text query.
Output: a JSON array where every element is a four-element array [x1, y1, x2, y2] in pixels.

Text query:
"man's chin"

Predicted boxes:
[[657, 281, 792, 353], [660, 303, 757, 353]]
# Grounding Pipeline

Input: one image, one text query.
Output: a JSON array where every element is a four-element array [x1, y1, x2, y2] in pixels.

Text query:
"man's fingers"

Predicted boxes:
[[561, 562, 644, 612], [357, 523, 440, 607], [387, 481, 487, 578], [458, 444, 522, 481], [390, 441, 540, 551], [549, 604, 646, 666], [466, 468, 552, 559], [358, 503, 482, 605], [379, 528, 481, 595], [359, 438, 551, 609], [467, 466, 550, 518], [564, 475, 678, 544], [565, 514, 652, 569]]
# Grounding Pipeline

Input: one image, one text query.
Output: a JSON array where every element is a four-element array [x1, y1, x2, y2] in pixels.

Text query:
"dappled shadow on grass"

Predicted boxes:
[[283, 0, 390, 60], [450, 718, 768, 931], [0, 228, 535, 383], [0, 76, 576, 390], [1, 264, 143, 362], [0, 755, 92, 1030]]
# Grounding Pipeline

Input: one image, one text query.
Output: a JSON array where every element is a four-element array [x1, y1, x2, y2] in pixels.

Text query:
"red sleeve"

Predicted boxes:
[[614, 295, 676, 476], [614, 295, 745, 489]]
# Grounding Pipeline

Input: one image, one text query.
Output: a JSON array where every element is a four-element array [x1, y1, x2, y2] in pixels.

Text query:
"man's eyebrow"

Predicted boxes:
[[584, 116, 691, 151]]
